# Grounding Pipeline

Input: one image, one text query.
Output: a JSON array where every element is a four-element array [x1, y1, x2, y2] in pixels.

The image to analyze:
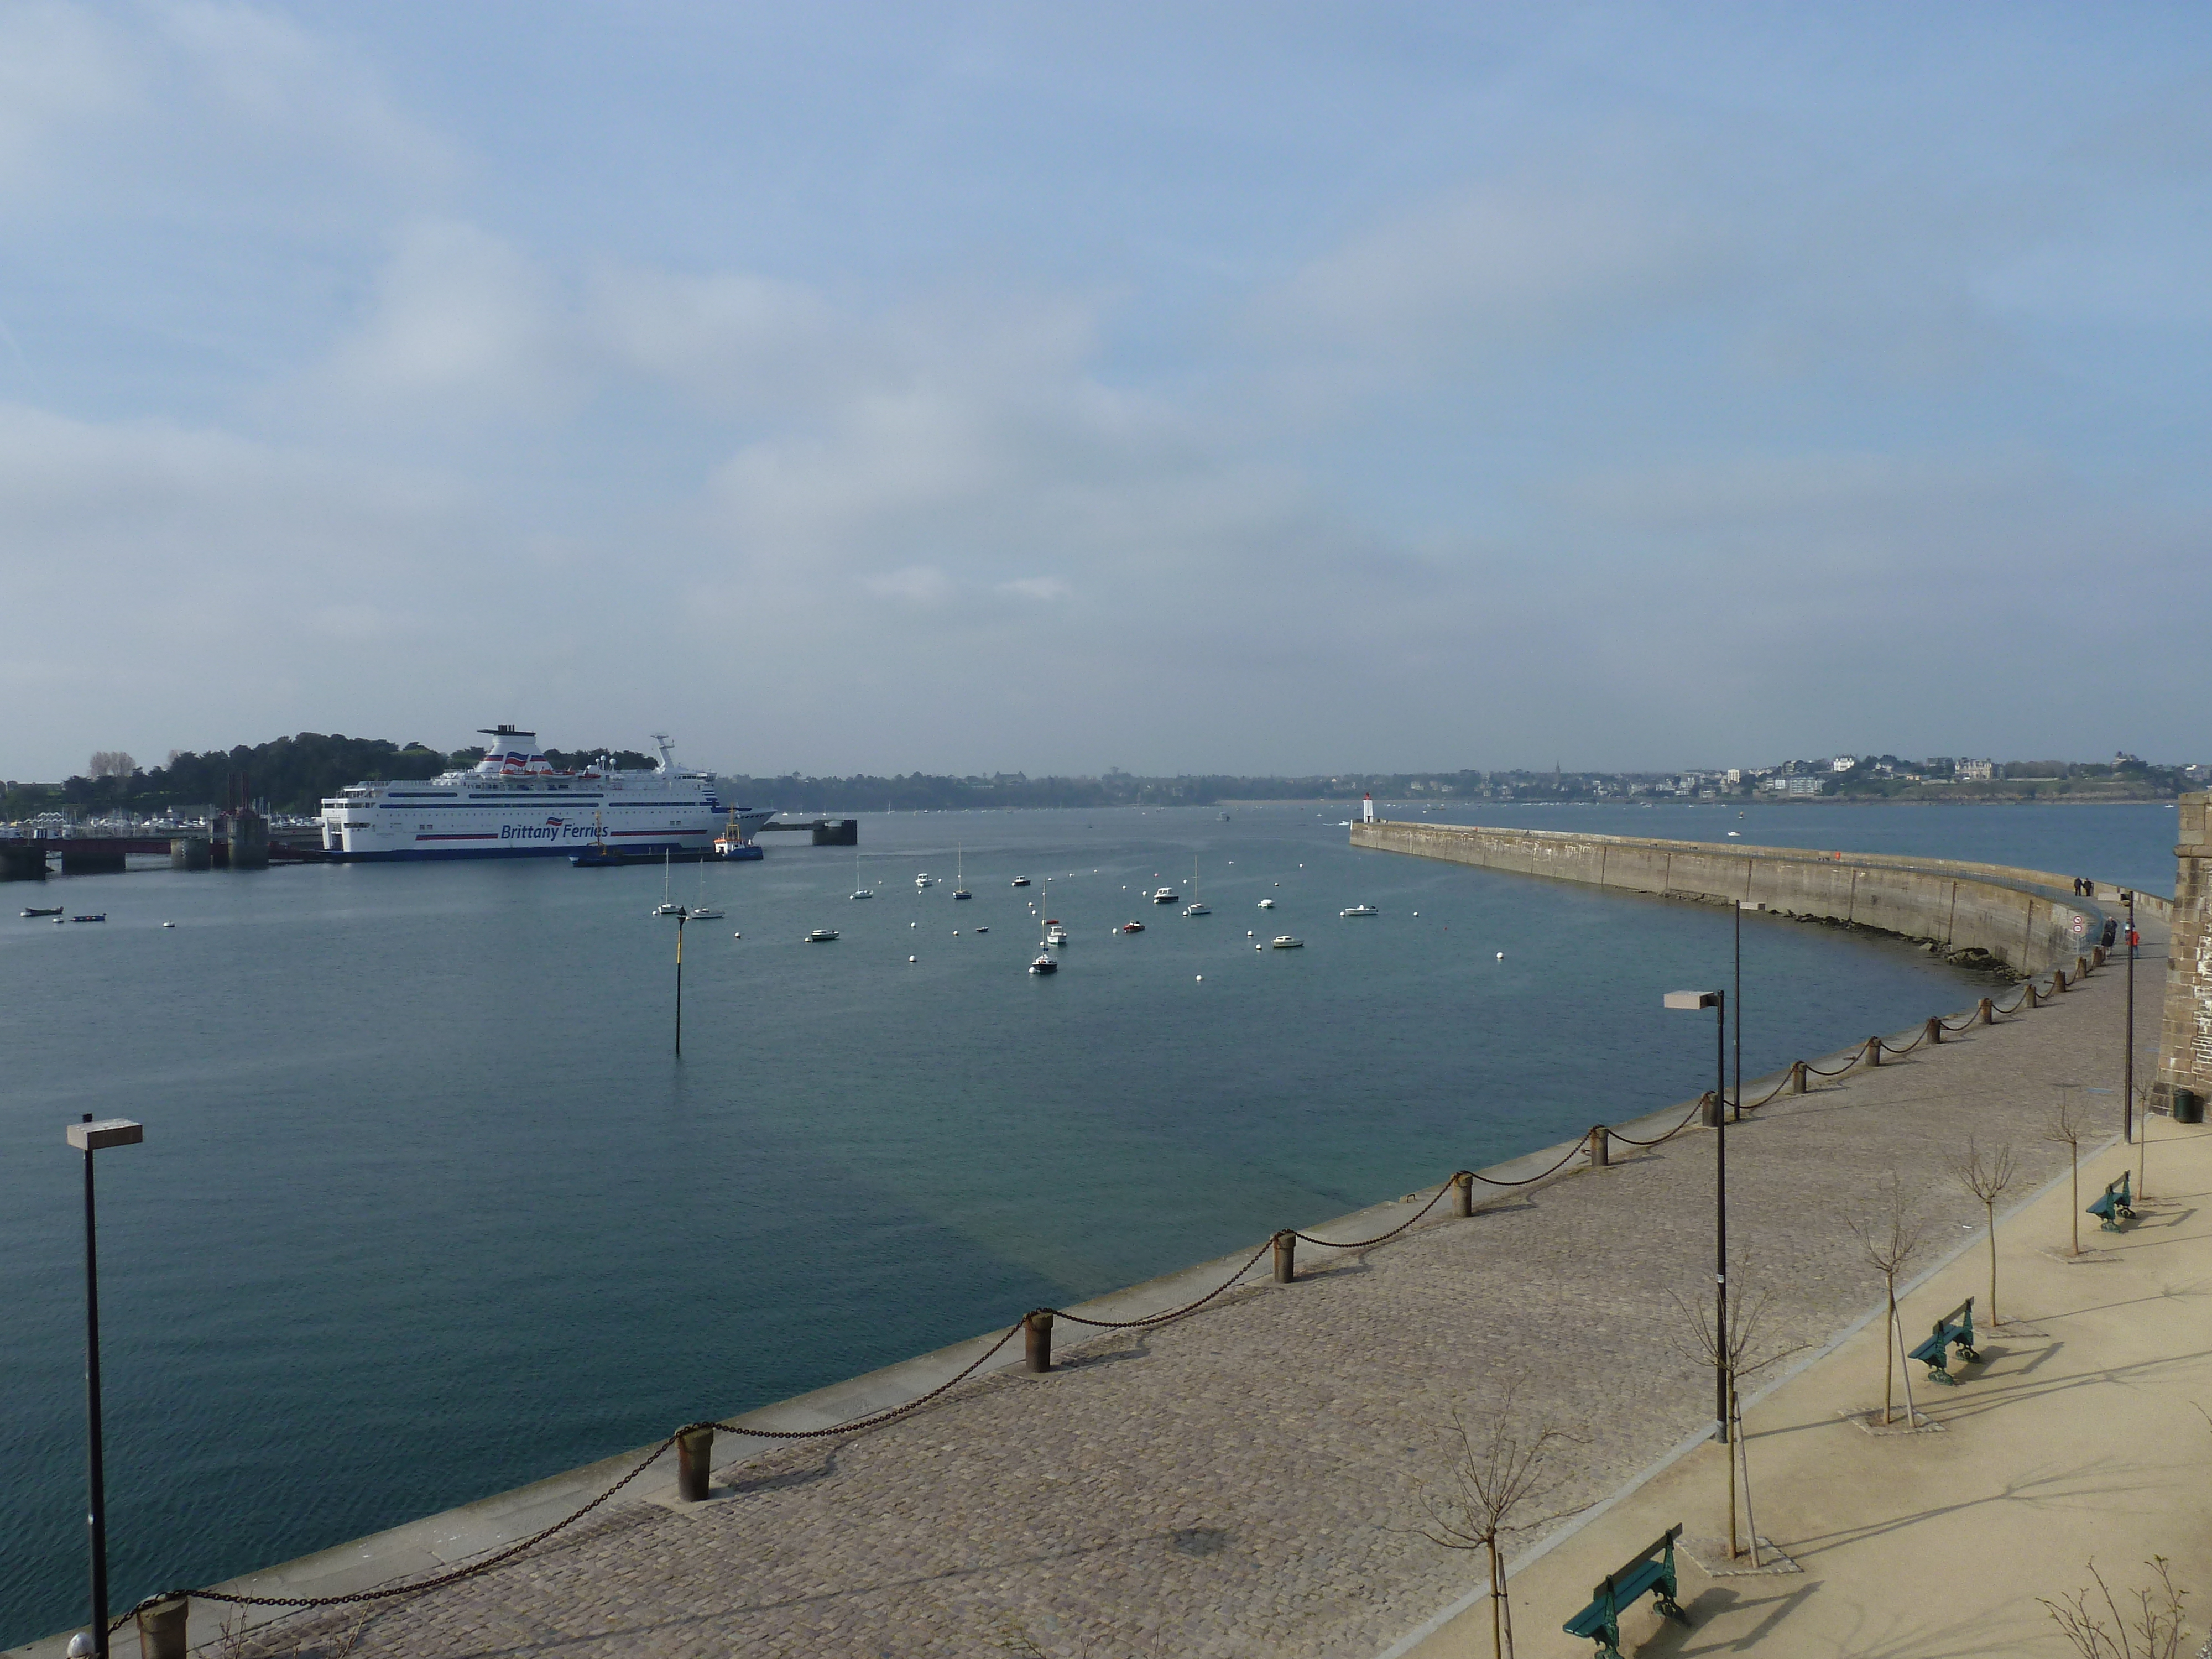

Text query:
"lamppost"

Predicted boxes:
[[672, 904, 688, 1058], [1665, 988, 1728, 1443], [2121, 889, 2140, 1191], [66, 1114, 143, 1659]]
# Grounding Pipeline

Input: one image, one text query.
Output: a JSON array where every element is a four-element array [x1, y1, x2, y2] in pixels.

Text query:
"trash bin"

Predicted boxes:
[[2176, 1088, 2205, 1126]]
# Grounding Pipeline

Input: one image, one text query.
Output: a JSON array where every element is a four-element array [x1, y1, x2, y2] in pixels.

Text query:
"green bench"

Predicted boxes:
[[1563, 1523, 1690, 1657], [2087, 1171, 2136, 1233], [1907, 1296, 1980, 1385]]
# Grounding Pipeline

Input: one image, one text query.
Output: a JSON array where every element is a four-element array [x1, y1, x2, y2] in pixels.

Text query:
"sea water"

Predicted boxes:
[[0, 801, 2174, 1640]]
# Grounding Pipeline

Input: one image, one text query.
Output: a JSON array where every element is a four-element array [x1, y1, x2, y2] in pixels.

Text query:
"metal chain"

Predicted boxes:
[[1056, 1240, 1276, 1329]]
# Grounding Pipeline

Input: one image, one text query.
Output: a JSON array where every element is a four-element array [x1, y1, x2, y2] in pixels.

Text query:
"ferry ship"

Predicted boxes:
[[319, 727, 771, 862]]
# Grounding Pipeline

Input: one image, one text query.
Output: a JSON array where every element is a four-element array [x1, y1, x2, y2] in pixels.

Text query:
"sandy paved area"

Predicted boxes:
[[200, 945, 2166, 1658], [1408, 1099, 2212, 1659]]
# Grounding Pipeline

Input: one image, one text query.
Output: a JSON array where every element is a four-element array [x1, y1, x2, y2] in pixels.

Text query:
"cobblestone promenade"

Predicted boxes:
[[233, 948, 2157, 1658]]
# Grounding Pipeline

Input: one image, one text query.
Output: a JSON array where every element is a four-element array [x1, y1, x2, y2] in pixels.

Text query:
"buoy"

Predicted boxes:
[[160, 921, 175, 928], [909, 954, 917, 963], [733, 932, 742, 938], [1412, 910, 1419, 916], [1195, 974, 1203, 981], [953, 930, 959, 936], [1496, 951, 1504, 959]]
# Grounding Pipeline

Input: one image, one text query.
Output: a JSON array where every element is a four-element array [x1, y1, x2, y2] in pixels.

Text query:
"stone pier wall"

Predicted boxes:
[[2152, 792, 2210, 1114], [1349, 820, 2104, 974]]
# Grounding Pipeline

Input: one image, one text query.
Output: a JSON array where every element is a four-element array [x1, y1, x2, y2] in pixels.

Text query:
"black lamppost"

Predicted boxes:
[[1665, 988, 1728, 1442], [2122, 889, 2140, 1190], [673, 905, 688, 1058], [67, 1114, 143, 1659]]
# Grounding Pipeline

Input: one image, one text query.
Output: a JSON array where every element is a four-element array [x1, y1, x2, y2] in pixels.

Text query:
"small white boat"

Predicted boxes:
[[851, 849, 872, 899], [952, 846, 971, 900], [1045, 921, 1070, 946], [1270, 935, 1303, 949], [1011, 876, 1032, 887], [1340, 904, 1378, 917], [688, 860, 723, 919], [653, 850, 682, 914], [1183, 857, 1209, 916], [1029, 952, 1057, 974], [1150, 886, 1178, 904], [851, 888, 874, 900], [1183, 902, 1210, 916], [1258, 898, 1276, 910], [915, 873, 937, 889], [805, 928, 839, 943]]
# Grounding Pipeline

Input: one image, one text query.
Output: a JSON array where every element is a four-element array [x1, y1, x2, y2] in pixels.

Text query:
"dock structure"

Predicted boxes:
[[17, 899, 2190, 1659], [755, 816, 859, 845]]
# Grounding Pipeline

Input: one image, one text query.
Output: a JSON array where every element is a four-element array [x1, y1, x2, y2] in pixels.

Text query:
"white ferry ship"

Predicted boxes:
[[319, 727, 771, 862]]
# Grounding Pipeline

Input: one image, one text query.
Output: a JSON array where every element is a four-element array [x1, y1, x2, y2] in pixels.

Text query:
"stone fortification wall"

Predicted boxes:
[[2151, 792, 2210, 1114], [1349, 820, 2104, 974]]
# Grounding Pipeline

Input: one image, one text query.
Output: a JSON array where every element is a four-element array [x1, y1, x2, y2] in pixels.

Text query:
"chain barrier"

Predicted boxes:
[[1053, 1240, 1276, 1331], [106, 966, 2086, 1636], [114, 1432, 684, 1630]]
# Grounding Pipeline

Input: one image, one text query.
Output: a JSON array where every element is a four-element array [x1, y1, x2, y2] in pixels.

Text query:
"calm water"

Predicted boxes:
[[0, 802, 2174, 1640]]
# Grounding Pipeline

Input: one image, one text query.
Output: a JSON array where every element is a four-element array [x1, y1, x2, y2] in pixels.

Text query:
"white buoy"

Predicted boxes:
[[1195, 974, 1203, 981], [909, 954, 917, 963], [1497, 951, 1504, 959], [953, 930, 959, 936], [733, 931, 742, 938], [160, 921, 175, 928]]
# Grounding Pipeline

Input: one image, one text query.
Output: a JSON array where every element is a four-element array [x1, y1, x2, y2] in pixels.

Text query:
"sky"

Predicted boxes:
[[3, 2, 2209, 780]]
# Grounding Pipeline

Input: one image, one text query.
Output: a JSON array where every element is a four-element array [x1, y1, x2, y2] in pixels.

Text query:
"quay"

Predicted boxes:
[[15, 808, 2206, 1658]]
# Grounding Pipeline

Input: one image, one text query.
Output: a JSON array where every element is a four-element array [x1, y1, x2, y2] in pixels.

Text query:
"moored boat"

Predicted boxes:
[[1029, 952, 1057, 974]]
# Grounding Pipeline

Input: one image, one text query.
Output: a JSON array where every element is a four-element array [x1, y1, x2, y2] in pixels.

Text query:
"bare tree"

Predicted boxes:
[[2039, 1557, 2191, 1658], [1949, 1136, 2020, 1324], [2045, 1093, 2086, 1257], [1845, 1174, 1929, 1425], [1668, 1287, 1804, 1565], [87, 750, 136, 781], [1418, 1390, 1574, 1659]]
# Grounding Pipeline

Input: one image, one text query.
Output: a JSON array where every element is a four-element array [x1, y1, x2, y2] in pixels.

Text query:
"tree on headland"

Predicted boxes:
[[88, 750, 137, 780], [1949, 1136, 2020, 1324], [1845, 1174, 1928, 1426], [1417, 1388, 1574, 1659]]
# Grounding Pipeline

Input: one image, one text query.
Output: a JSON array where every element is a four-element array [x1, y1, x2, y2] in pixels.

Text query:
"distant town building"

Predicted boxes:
[[1959, 759, 1997, 780], [1830, 756, 1857, 772], [1762, 775, 1823, 796]]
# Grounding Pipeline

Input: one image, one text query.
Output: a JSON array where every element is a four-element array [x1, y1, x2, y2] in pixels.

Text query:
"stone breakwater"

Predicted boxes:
[[1350, 820, 2107, 975]]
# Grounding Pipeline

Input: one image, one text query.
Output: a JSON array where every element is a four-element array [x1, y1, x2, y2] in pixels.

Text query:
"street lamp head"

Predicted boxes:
[[66, 1119, 143, 1153], [68, 1634, 96, 1658], [1663, 990, 1721, 1011]]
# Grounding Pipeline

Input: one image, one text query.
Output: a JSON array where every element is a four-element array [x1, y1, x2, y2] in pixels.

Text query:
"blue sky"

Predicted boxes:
[[3, 2, 2207, 778]]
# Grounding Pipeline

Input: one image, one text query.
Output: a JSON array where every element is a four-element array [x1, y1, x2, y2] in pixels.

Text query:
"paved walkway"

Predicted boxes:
[[158, 945, 2174, 1657], [1406, 1087, 2212, 1658]]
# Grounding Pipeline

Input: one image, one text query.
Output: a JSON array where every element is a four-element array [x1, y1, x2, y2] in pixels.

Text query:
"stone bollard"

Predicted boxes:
[[2077, 954, 2090, 979], [2025, 984, 2039, 1009], [1024, 1308, 1055, 1373], [1589, 1126, 1610, 1167], [2053, 968, 2068, 993], [1979, 997, 1994, 1024], [1865, 1036, 1882, 1067], [137, 1598, 189, 1659], [1926, 1016, 1943, 1046], [676, 1425, 714, 1501], [2093, 945, 2107, 968], [1272, 1230, 1297, 1284], [1700, 1089, 1722, 1128], [1450, 1171, 1474, 1217], [1790, 1060, 1808, 1094]]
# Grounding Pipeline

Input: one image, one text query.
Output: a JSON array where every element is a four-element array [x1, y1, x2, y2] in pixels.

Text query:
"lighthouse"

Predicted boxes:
[[1361, 792, 1375, 823]]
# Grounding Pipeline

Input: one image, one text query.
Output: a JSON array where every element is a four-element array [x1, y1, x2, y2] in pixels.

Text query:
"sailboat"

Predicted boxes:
[[652, 850, 682, 915], [851, 847, 873, 900], [952, 844, 971, 900], [688, 857, 723, 920], [1182, 855, 1209, 916]]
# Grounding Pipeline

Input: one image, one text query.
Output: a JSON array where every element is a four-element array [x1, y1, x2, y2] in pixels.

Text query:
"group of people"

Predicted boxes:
[[2072, 876, 2099, 896]]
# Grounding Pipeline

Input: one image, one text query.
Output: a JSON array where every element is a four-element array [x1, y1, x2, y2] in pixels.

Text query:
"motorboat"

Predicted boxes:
[[915, 873, 938, 888], [1029, 952, 1057, 974], [1183, 901, 1210, 916], [805, 928, 839, 943], [1340, 904, 1378, 917], [1045, 921, 1070, 946], [1150, 886, 1178, 904], [20, 906, 61, 917], [1119, 920, 1145, 933], [71, 914, 107, 924], [1011, 876, 1032, 887], [1270, 935, 1303, 948], [1258, 898, 1276, 910]]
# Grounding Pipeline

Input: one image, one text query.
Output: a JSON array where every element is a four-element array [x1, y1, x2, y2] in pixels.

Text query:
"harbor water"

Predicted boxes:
[[0, 801, 2175, 1642]]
